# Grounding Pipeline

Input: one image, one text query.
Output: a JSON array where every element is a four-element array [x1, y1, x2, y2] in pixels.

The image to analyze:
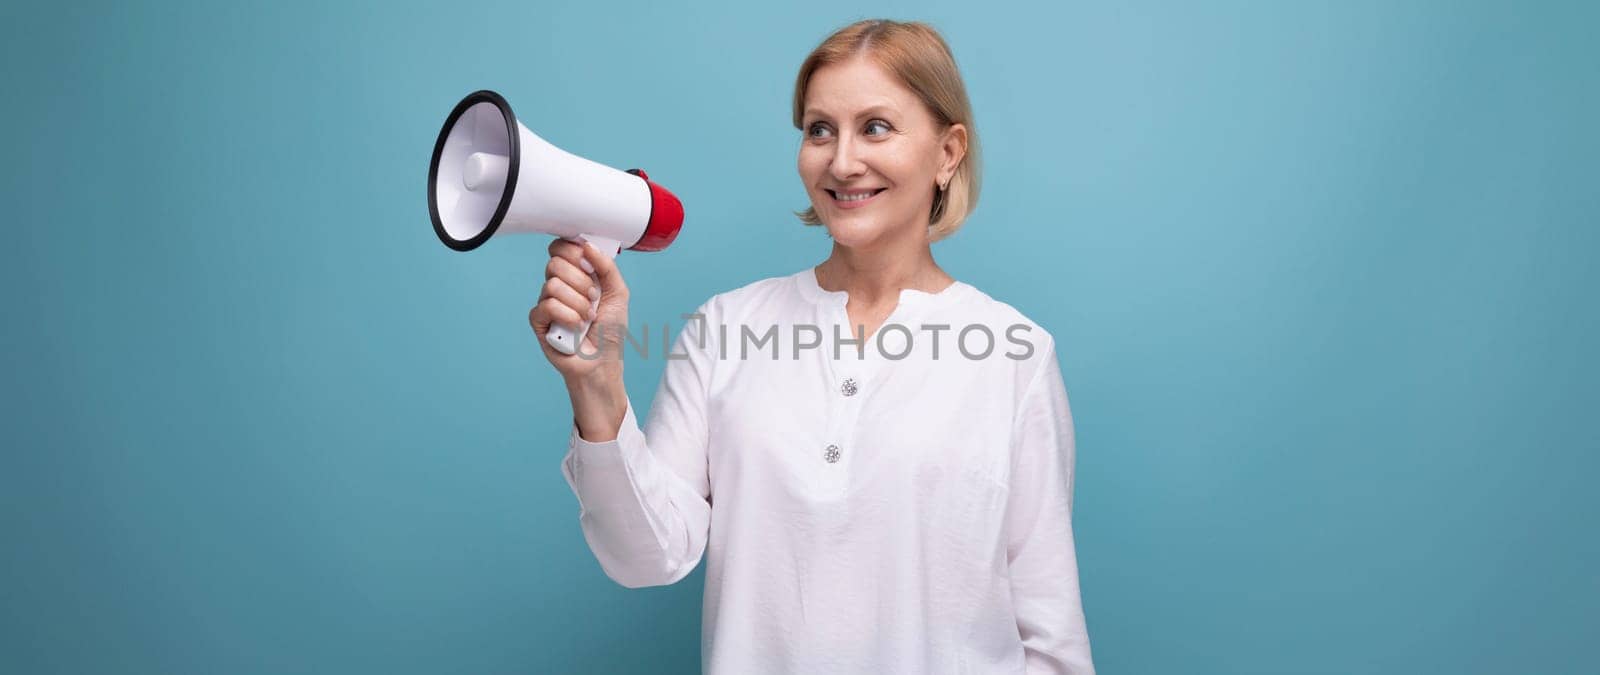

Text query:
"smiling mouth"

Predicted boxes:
[[827, 188, 887, 203]]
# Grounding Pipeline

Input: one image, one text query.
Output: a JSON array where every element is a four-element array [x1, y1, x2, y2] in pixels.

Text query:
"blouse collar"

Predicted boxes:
[[792, 267, 972, 308]]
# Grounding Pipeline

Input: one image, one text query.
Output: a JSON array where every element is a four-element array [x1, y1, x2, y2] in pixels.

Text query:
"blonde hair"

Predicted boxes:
[[792, 19, 982, 242]]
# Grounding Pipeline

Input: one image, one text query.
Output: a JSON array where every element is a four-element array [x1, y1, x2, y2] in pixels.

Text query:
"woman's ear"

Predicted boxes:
[[938, 123, 969, 185]]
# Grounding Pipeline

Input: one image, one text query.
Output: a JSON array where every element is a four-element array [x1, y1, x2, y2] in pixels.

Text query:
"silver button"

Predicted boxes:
[[824, 444, 841, 463], [841, 378, 858, 397]]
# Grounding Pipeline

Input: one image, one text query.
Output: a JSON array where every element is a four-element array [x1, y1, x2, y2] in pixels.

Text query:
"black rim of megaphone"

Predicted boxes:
[[428, 90, 521, 252]]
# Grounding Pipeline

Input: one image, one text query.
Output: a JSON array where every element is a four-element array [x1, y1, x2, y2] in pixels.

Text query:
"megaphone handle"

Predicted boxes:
[[546, 234, 623, 356]]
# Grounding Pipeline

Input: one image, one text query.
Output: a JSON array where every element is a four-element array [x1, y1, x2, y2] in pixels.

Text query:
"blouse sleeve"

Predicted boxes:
[[1006, 338, 1096, 673], [558, 303, 714, 588]]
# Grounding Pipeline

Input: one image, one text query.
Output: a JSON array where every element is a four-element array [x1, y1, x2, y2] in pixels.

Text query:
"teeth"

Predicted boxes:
[[835, 190, 880, 202]]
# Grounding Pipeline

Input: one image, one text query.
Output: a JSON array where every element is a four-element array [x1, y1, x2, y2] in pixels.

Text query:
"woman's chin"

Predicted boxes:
[[824, 224, 881, 248], [826, 218, 928, 250], [823, 214, 897, 248]]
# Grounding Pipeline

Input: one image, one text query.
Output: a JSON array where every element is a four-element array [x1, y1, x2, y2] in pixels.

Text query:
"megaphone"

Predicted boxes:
[[427, 89, 684, 355]]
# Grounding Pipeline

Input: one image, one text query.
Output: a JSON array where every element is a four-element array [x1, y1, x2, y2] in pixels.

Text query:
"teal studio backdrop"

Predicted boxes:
[[2, 0, 1595, 673]]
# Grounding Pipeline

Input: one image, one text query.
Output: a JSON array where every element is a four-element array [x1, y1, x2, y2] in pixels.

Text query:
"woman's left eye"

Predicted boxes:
[[865, 120, 892, 136]]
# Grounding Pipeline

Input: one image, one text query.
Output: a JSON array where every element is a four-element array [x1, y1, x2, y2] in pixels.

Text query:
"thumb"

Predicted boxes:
[[584, 241, 628, 298]]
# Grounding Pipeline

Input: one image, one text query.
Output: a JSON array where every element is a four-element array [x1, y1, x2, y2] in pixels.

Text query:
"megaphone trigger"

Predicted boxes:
[[570, 234, 623, 275]]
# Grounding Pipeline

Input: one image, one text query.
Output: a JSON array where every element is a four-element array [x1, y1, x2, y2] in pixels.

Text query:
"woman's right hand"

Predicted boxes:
[[529, 238, 630, 440]]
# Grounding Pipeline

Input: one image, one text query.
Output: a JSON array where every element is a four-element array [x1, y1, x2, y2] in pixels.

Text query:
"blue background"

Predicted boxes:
[[3, 1, 1595, 673]]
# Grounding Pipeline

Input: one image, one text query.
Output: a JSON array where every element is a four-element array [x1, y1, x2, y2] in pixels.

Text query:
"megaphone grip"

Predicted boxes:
[[546, 234, 623, 356]]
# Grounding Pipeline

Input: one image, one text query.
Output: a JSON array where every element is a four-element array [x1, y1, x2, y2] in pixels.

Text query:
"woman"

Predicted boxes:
[[530, 19, 1095, 674]]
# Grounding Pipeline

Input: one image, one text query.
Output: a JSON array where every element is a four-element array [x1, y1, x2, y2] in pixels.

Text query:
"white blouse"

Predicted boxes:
[[560, 268, 1095, 674]]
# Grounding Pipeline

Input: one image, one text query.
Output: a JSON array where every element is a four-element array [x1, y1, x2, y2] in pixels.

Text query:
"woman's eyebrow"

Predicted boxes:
[[803, 104, 900, 122]]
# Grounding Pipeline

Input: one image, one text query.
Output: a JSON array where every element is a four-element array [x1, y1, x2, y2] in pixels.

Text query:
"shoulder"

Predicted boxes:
[[940, 281, 1068, 411], [950, 281, 1058, 361], [692, 270, 810, 321], [709, 271, 802, 307]]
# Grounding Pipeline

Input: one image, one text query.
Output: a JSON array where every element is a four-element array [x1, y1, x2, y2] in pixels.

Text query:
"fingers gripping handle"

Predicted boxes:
[[546, 234, 622, 355]]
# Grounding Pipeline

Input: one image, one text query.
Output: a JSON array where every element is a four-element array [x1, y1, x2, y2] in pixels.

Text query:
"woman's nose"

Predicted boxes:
[[829, 136, 866, 180]]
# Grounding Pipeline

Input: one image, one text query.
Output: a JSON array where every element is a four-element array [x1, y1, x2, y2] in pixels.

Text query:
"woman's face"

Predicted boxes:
[[798, 56, 965, 250]]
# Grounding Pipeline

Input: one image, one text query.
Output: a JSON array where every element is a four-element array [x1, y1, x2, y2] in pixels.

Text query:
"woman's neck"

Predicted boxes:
[[815, 237, 953, 307]]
